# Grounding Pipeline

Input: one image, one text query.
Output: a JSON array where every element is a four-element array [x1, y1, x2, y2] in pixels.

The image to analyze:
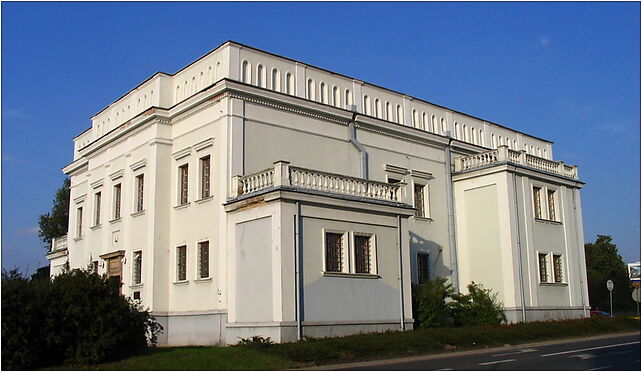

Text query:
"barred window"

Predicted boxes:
[[538, 253, 548, 282], [325, 233, 344, 272], [417, 253, 430, 284], [136, 174, 144, 212], [113, 183, 122, 220], [94, 192, 101, 226], [533, 186, 542, 219], [179, 164, 189, 205], [198, 241, 210, 279], [547, 190, 556, 221], [553, 254, 563, 283], [177, 246, 187, 281], [414, 184, 425, 217], [200, 156, 211, 199], [354, 235, 372, 274], [133, 251, 142, 285]]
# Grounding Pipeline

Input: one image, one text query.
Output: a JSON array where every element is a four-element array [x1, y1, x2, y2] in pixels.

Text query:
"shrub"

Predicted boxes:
[[451, 282, 507, 326], [412, 278, 455, 328], [1, 268, 162, 370], [236, 335, 274, 348]]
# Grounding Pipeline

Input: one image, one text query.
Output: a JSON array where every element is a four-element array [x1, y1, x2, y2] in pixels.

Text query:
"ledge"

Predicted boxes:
[[73, 236, 84, 242], [539, 282, 568, 287], [129, 283, 144, 289], [109, 218, 122, 224], [174, 203, 191, 210], [195, 196, 214, 204], [412, 216, 433, 222], [534, 218, 563, 225], [173, 280, 189, 286], [322, 272, 380, 279], [90, 224, 102, 230], [131, 210, 145, 218], [193, 277, 212, 284]]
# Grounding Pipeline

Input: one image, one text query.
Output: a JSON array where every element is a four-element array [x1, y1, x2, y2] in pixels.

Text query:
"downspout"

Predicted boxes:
[[294, 201, 303, 340], [444, 131, 459, 292], [347, 109, 369, 179], [397, 215, 406, 331], [512, 173, 527, 322]]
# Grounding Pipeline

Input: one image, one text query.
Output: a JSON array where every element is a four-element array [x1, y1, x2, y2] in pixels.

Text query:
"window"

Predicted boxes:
[[177, 246, 187, 281], [354, 234, 372, 274], [325, 232, 344, 272], [113, 184, 122, 220], [538, 253, 548, 282], [94, 192, 101, 226], [198, 241, 210, 279], [553, 254, 564, 283], [135, 174, 144, 212], [76, 207, 83, 238], [547, 189, 556, 221], [179, 164, 189, 205], [533, 186, 542, 219], [133, 251, 142, 285], [414, 183, 426, 218], [417, 253, 430, 284], [91, 261, 99, 274], [200, 156, 211, 199]]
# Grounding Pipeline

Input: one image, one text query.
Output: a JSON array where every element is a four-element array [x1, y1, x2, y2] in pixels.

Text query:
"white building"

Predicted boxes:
[[47, 41, 589, 346]]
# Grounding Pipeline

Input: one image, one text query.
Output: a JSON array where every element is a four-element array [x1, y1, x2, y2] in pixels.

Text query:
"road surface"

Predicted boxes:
[[328, 333, 640, 371]]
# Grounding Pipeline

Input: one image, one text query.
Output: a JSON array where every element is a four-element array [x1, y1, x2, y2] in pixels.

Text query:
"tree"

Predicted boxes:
[[584, 235, 634, 313], [38, 178, 70, 249]]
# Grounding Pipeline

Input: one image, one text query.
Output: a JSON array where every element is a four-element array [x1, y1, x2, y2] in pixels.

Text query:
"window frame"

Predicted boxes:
[[552, 254, 564, 283], [322, 229, 349, 274], [134, 173, 145, 213], [537, 251, 549, 283], [351, 232, 377, 275], [199, 155, 211, 200], [93, 191, 102, 227], [76, 206, 83, 239], [132, 250, 143, 285], [532, 183, 561, 222], [197, 240, 210, 280], [176, 245, 188, 282], [417, 252, 430, 284], [178, 163, 189, 205], [113, 183, 122, 220]]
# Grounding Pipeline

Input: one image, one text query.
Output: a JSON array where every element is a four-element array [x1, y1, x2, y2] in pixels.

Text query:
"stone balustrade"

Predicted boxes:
[[231, 161, 404, 203], [454, 145, 579, 180], [51, 235, 68, 252]]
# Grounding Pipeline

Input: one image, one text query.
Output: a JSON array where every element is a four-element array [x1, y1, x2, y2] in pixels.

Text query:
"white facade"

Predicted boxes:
[[47, 41, 588, 345]]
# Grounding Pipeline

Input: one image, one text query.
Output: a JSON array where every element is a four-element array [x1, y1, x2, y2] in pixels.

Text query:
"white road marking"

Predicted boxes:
[[572, 353, 596, 360], [587, 366, 611, 371], [478, 359, 516, 366], [540, 341, 641, 357], [492, 348, 537, 357], [436, 369, 453, 371]]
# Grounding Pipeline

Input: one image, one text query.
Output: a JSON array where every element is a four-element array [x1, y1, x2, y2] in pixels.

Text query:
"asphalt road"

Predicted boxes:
[[332, 333, 641, 371]]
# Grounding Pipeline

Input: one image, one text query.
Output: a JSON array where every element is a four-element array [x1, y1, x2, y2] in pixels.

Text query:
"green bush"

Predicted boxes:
[[1, 268, 162, 370], [451, 282, 507, 326], [412, 278, 455, 328]]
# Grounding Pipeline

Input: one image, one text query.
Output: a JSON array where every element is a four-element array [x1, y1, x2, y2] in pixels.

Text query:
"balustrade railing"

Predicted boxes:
[[454, 145, 579, 180], [51, 235, 68, 252]]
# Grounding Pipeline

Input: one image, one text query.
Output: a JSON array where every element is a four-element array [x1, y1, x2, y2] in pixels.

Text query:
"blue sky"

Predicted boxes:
[[2, 2, 640, 273]]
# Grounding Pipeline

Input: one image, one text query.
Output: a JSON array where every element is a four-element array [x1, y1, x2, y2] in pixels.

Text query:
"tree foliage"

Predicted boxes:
[[412, 278, 455, 328], [450, 282, 507, 326], [38, 178, 71, 249], [1, 268, 162, 370], [584, 235, 634, 312]]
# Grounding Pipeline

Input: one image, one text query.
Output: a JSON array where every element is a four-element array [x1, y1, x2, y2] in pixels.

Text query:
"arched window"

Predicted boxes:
[[454, 122, 459, 139], [491, 134, 496, 148], [440, 117, 446, 134], [257, 64, 266, 87], [320, 82, 328, 104], [285, 73, 294, 95], [307, 79, 316, 100], [543, 149, 548, 158], [530, 145, 535, 154], [374, 99, 381, 118], [199, 72, 204, 89], [463, 124, 468, 141], [333, 86, 340, 107], [422, 113, 428, 131], [498, 135, 503, 147], [241, 60, 251, 84], [386, 102, 393, 121], [192, 77, 197, 94], [430, 115, 436, 133], [412, 110, 419, 128], [480, 130, 484, 146], [396, 105, 403, 124], [363, 95, 371, 115], [537, 147, 541, 157], [271, 68, 280, 91], [215, 62, 220, 81], [471, 127, 477, 144], [345, 89, 353, 106]]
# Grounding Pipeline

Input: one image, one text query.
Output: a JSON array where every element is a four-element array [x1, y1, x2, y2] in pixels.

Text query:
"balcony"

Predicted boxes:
[[50, 235, 68, 252], [231, 161, 406, 204], [454, 146, 579, 180]]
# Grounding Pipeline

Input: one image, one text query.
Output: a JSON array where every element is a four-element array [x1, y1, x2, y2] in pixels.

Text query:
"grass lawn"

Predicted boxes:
[[54, 317, 640, 370]]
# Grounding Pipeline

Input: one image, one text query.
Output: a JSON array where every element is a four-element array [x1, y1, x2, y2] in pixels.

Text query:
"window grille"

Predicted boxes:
[[114, 184, 121, 219], [547, 190, 556, 221], [177, 246, 187, 281], [198, 241, 210, 279], [538, 253, 548, 282], [414, 184, 425, 217], [94, 192, 101, 226], [179, 164, 189, 205], [553, 254, 563, 283], [200, 156, 211, 199], [136, 174, 144, 212], [76, 207, 83, 238], [417, 253, 430, 284], [325, 233, 343, 272], [533, 187, 542, 219], [354, 235, 371, 274], [133, 251, 142, 285]]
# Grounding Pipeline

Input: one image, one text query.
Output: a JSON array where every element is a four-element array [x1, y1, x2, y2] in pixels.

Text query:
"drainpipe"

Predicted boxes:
[[397, 215, 406, 331], [512, 174, 527, 322], [347, 106, 369, 179], [295, 201, 303, 340], [444, 131, 459, 292]]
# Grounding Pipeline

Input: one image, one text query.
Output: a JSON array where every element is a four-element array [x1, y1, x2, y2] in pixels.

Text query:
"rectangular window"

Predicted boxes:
[[354, 234, 372, 274], [553, 254, 563, 283], [538, 253, 548, 282], [417, 253, 430, 284], [76, 207, 83, 238], [200, 156, 211, 199], [136, 174, 144, 212], [94, 192, 101, 226], [133, 251, 142, 285], [113, 183, 122, 220], [533, 186, 542, 219], [91, 261, 99, 274], [547, 190, 556, 221], [414, 184, 425, 217], [198, 241, 210, 279], [177, 246, 187, 281], [179, 164, 189, 205], [325, 232, 344, 272]]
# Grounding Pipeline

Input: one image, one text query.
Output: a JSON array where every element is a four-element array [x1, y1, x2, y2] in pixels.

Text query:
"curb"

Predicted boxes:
[[296, 331, 641, 370]]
